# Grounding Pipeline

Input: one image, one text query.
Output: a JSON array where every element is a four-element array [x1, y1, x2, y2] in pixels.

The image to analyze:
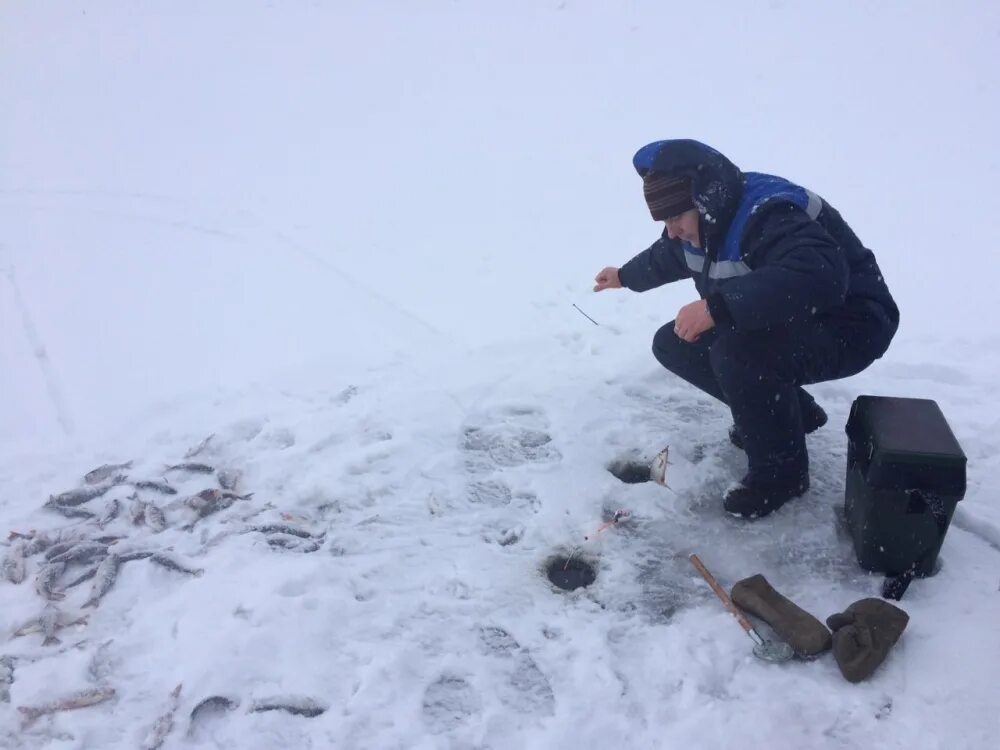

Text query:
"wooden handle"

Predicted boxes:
[[689, 553, 755, 635]]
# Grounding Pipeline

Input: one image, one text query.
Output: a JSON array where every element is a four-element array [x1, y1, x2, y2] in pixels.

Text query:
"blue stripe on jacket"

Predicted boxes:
[[681, 173, 823, 285], [719, 173, 820, 264]]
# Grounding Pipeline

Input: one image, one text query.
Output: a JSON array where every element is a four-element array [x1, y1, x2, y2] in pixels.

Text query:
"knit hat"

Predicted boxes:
[[643, 172, 695, 221]]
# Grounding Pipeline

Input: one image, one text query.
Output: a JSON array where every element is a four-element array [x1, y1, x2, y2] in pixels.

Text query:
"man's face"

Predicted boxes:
[[664, 209, 700, 247]]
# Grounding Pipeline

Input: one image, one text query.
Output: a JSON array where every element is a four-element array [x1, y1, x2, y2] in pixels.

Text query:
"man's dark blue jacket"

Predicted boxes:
[[618, 139, 899, 354]]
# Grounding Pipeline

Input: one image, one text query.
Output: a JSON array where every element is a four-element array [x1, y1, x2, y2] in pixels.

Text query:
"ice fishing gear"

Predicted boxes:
[[688, 554, 794, 664], [572, 303, 599, 325], [559, 508, 632, 575], [549, 508, 632, 592], [583, 509, 630, 541], [730, 574, 831, 657], [844, 396, 966, 600]]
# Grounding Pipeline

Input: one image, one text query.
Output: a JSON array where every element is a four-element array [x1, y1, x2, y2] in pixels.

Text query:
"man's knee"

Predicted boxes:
[[651, 321, 682, 371], [708, 330, 776, 387], [708, 331, 750, 374]]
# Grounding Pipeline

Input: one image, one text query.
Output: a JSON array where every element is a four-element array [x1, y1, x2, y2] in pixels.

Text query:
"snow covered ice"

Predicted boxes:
[[2, 1, 1000, 749]]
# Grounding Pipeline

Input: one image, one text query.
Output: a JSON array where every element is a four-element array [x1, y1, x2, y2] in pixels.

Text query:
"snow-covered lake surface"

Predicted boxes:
[[2, 2, 998, 748]]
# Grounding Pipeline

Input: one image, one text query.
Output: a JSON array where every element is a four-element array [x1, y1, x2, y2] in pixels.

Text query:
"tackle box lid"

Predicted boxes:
[[846, 395, 967, 466]]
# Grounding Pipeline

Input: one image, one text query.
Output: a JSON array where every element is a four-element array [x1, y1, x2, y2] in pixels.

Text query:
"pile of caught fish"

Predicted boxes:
[[1, 434, 328, 738]]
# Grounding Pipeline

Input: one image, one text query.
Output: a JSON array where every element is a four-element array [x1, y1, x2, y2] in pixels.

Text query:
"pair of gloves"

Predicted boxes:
[[731, 574, 910, 682]]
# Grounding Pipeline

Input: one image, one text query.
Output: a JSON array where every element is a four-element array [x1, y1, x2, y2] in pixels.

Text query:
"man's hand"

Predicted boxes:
[[593, 266, 622, 292], [673, 299, 715, 342]]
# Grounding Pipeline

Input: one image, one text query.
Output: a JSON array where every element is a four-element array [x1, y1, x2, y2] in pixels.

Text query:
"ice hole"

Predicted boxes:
[[546, 556, 597, 591], [607, 459, 651, 484]]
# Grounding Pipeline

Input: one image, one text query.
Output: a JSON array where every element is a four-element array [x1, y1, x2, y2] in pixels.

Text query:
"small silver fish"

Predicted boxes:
[[84, 461, 133, 485], [20, 531, 58, 557], [145, 503, 167, 532], [43, 539, 79, 561], [17, 686, 115, 727], [194, 489, 252, 504], [184, 433, 215, 459], [245, 524, 317, 539], [249, 695, 327, 717], [183, 489, 237, 528], [184, 488, 224, 510], [93, 534, 126, 546], [216, 468, 241, 491], [141, 683, 182, 750], [132, 479, 177, 495], [64, 565, 98, 589], [266, 535, 321, 553], [49, 479, 122, 507], [651, 445, 671, 488], [65, 549, 147, 588], [148, 553, 204, 577], [166, 462, 215, 474], [128, 494, 147, 525], [83, 554, 121, 608], [48, 542, 109, 567], [0, 655, 14, 704], [2, 542, 26, 584], [45, 504, 97, 520], [117, 550, 154, 563], [12, 605, 88, 647], [45, 534, 122, 562], [39, 605, 62, 646], [35, 562, 66, 601], [96, 497, 121, 528]]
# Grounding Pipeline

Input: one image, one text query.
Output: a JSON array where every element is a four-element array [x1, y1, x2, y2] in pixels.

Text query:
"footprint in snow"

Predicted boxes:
[[468, 479, 512, 507], [477, 626, 555, 718], [632, 542, 714, 624], [308, 432, 345, 454], [462, 405, 560, 470], [467, 477, 540, 512], [422, 673, 482, 734], [488, 524, 525, 547], [228, 418, 267, 442], [623, 386, 721, 426]]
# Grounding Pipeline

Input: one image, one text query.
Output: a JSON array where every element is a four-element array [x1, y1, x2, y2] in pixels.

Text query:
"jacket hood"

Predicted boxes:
[[632, 139, 745, 252]]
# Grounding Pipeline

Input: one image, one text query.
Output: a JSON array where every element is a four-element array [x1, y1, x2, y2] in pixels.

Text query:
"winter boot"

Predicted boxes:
[[723, 474, 809, 519], [826, 598, 910, 683], [729, 399, 828, 450], [730, 574, 832, 657]]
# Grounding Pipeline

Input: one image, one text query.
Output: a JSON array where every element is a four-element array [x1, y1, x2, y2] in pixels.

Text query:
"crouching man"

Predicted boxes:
[[594, 139, 898, 519]]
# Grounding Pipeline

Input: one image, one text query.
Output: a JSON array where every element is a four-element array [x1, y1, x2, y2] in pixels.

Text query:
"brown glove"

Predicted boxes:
[[826, 598, 909, 683], [730, 574, 831, 657]]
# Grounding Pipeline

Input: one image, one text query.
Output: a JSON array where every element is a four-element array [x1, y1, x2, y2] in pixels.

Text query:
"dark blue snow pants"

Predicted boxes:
[[652, 316, 890, 486]]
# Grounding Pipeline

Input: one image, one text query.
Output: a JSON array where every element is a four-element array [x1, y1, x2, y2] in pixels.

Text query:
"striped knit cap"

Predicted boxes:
[[642, 172, 695, 221]]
